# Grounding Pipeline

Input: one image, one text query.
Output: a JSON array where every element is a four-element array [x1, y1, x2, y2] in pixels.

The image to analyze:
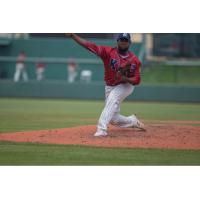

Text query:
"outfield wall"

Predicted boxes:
[[0, 80, 200, 103]]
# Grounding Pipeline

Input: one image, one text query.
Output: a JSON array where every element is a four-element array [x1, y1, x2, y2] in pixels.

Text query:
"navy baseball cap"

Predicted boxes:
[[117, 33, 131, 42]]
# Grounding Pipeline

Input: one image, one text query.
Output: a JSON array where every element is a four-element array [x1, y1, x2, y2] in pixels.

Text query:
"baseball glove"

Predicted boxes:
[[116, 62, 132, 77]]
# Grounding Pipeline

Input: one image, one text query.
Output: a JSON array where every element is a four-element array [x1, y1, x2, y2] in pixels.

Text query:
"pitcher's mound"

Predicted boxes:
[[0, 121, 200, 150]]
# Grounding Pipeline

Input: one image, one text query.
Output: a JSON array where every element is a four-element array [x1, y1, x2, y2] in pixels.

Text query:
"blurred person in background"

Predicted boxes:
[[14, 51, 28, 82], [0, 33, 13, 38], [67, 58, 78, 83], [36, 58, 46, 81], [14, 33, 29, 39]]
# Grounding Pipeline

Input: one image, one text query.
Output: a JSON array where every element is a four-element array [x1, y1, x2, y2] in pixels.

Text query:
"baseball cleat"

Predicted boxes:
[[135, 120, 146, 131], [132, 115, 146, 131], [94, 129, 108, 137]]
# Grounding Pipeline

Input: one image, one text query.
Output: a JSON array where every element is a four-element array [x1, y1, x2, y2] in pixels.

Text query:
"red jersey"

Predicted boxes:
[[17, 53, 26, 64], [36, 62, 46, 69], [83, 41, 141, 86]]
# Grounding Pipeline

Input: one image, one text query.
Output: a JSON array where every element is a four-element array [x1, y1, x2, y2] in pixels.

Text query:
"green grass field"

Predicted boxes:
[[142, 65, 200, 85], [0, 98, 200, 165]]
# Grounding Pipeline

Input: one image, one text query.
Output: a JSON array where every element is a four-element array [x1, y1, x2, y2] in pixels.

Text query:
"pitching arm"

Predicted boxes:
[[66, 33, 104, 57]]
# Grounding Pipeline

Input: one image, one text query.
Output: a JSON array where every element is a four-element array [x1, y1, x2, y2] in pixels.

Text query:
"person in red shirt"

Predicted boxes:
[[14, 51, 28, 82], [36, 58, 46, 81], [67, 58, 78, 83], [67, 33, 145, 137]]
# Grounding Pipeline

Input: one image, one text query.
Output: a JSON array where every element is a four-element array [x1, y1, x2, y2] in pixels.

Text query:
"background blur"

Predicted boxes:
[[0, 33, 200, 102]]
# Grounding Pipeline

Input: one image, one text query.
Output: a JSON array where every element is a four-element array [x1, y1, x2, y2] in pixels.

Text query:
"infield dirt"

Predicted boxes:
[[0, 121, 200, 150]]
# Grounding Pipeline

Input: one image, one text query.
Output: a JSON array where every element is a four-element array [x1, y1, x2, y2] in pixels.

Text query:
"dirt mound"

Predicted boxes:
[[0, 121, 200, 150]]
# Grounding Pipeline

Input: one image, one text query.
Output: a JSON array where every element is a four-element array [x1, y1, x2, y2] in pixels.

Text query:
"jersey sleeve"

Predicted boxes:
[[83, 41, 108, 59], [127, 58, 141, 85], [132, 60, 141, 85]]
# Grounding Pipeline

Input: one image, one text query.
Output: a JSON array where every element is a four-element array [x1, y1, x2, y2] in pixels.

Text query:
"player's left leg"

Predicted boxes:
[[22, 68, 28, 82]]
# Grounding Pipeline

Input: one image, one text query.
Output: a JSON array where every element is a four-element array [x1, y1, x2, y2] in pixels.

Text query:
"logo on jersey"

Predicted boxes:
[[129, 64, 136, 73], [110, 59, 118, 70]]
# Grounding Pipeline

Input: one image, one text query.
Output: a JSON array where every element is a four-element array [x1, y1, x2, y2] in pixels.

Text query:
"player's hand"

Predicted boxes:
[[117, 67, 127, 76], [121, 75, 127, 81], [115, 70, 122, 80], [65, 33, 75, 37]]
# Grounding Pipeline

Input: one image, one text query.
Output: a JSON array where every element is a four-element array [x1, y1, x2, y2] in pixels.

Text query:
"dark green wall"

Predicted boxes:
[[2, 38, 198, 103], [0, 80, 200, 103]]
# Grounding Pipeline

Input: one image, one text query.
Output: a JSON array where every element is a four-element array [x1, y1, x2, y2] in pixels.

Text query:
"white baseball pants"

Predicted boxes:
[[14, 63, 28, 82], [97, 83, 138, 131]]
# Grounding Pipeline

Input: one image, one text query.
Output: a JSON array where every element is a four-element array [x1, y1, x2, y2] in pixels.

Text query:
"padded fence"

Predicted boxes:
[[0, 80, 200, 103]]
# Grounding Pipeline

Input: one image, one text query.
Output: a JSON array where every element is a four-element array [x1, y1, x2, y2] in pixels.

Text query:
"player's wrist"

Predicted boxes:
[[66, 33, 75, 38], [71, 34, 76, 39]]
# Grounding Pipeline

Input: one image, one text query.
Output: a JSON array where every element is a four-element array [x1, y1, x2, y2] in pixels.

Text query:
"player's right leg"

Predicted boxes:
[[94, 86, 114, 137], [22, 70, 28, 82], [108, 86, 145, 130], [14, 64, 22, 82], [95, 83, 134, 136]]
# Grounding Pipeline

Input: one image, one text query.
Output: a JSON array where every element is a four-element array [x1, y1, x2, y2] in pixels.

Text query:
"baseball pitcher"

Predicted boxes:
[[67, 33, 145, 137]]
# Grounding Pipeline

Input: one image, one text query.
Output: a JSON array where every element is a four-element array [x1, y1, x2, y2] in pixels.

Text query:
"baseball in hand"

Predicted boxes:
[[65, 33, 74, 37]]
